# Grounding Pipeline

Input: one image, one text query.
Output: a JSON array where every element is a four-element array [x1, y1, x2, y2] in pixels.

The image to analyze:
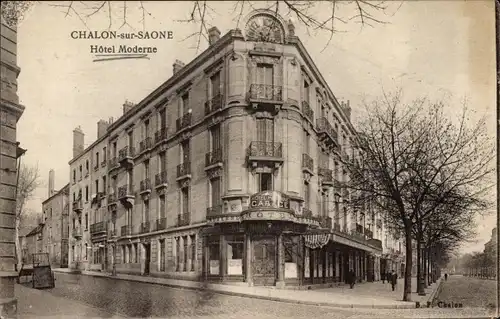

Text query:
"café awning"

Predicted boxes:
[[303, 233, 331, 249]]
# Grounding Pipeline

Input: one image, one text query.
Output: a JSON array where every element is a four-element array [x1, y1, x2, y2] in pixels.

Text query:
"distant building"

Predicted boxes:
[[23, 224, 44, 263], [41, 170, 70, 268]]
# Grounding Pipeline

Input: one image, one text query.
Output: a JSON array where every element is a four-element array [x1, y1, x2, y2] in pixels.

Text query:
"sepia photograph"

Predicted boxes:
[[0, 1, 498, 318]]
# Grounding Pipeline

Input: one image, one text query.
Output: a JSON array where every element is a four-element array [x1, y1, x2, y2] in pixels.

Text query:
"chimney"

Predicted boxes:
[[173, 59, 185, 75], [123, 100, 135, 114], [72, 126, 84, 158], [97, 120, 109, 138], [342, 100, 351, 121], [109, 117, 114, 125], [48, 169, 55, 197], [208, 26, 221, 45]]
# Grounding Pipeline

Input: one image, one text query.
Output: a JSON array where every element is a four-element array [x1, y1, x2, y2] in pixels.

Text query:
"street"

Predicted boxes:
[[17, 273, 497, 319]]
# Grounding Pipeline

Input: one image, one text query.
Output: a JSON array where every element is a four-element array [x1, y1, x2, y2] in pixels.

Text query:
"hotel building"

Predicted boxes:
[[68, 10, 404, 287]]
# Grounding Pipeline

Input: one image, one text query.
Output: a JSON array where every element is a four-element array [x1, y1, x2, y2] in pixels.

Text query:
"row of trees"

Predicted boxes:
[[459, 250, 497, 279], [339, 91, 495, 301]]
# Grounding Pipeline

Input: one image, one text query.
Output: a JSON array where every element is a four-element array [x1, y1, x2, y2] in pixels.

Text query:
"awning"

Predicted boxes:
[[303, 233, 331, 249]]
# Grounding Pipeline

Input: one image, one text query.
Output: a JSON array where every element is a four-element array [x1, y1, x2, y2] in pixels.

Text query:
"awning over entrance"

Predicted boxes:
[[303, 233, 330, 249]]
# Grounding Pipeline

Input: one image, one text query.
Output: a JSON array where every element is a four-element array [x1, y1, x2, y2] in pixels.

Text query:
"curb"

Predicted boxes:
[[425, 279, 444, 307], [53, 269, 416, 309]]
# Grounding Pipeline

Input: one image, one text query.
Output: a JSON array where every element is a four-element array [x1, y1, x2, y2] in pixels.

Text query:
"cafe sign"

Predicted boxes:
[[250, 191, 290, 210]]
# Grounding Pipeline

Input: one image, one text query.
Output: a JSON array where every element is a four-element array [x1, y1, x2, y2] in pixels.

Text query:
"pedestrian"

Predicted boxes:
[[387, 271, 391, 284], [390, 270, 397, 291], [349, 269, 356, 289], [444, 273, 448, 281], [381, 271, 386, 284]]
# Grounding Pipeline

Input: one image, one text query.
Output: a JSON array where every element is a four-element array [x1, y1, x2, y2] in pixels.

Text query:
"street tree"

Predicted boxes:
[[15, 164, 42, 267], [339, 90, 495, 301]]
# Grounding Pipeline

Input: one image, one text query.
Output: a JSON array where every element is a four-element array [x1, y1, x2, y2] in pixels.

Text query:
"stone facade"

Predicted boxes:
[[0, 13, 25, 319]]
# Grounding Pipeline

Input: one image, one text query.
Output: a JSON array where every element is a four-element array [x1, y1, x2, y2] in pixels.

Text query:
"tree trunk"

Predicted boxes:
[[15, 218, 22, 269], [403, 229, 413, 301], [423, 248, 428, 288], [416, 237, 421, 293]]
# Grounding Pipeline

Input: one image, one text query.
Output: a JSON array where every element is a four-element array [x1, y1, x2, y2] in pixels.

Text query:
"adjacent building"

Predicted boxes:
[[0, 10, 26, 318], [68, 10, 404, 287]]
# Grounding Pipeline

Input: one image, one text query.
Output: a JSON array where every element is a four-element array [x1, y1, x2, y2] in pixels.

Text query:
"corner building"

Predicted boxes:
[[73, 10, 390, 287]]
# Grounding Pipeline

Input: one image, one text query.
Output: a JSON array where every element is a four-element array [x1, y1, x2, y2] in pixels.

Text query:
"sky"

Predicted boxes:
[[14, 1, 496, 253]]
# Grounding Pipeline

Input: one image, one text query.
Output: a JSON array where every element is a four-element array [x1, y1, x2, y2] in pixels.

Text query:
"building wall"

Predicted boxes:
[[0, 14, 25, 318]]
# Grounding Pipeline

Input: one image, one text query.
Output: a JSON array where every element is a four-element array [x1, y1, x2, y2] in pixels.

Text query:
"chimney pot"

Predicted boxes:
[[123, 100, 135, 114], [173, 59, 185, 75], [208, 26, 221, 45], [48, 169, 55, 197], [97, 120, 109, 139], [73, 126, 85, 158]]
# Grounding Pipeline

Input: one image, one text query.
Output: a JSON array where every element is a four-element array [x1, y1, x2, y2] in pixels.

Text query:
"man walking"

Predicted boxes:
[[349, 269, 356, 289], [444, 273, 448, 281], [390, 270, 397, 291], [381, 271, 386, 284]]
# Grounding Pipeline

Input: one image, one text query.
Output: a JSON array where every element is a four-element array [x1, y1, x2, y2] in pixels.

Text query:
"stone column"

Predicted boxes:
[[276, 234, 285, 288], [220, 235, 226, 280], [245, 234, 253, 286]]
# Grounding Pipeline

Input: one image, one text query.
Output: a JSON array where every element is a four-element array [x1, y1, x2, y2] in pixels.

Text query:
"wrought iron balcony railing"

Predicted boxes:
[[249, 84, 283, 101], [302, 100, 314, 122], [139, 137, 152, 153], [139, 178, 151, 193], [108, 193, 117, 204], [248, 141, 283, 158], [302, 153, 314, 172], [318, 167, 334, 184], [204, 93, 223, 115], [108, 157, 118, 169], [205, 148, 223, 167], [176, 113, 192, 132], [90, 221, 106, 234], [72, 226, 82, 238], [316, 117, 338, 145], [118, 184, 134, 198], [72, 199, 83, 213], [155, 171, 168, 187], [206, 204, 223, 218], [121, 225, 132, 236], [139, 221, 150, 234], [118, 146, 135, 161], [155, 127, 168, 144], [156, 218, 167, 231], [176, 162, 191, 178], [178, 212, 190, 227]]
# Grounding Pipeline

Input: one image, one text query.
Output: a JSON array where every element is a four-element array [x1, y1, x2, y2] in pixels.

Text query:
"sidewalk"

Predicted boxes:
[[53, 268, 442, 309], [16, 283, 126, 319]]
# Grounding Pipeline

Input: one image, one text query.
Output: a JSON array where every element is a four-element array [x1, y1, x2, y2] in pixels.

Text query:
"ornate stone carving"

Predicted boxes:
[[179, 131, 192, 142], [290, 58, 297, 66], [207, 167, 222, 180], [179, 179, 190, 188], [251, 55, 281, 65], [303, 172, 312, 183]]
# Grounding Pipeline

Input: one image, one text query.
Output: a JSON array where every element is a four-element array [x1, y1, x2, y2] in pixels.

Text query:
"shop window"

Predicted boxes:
[[159, 239, 166, 272], [208, 236, 220, 275], [183, 236, 189, 271], [176, 237, 181, 271], [226, 235, 243, 275], [258, 172, 273, 192], [190, 235, 196, 271], [284, 237, 298, 279]]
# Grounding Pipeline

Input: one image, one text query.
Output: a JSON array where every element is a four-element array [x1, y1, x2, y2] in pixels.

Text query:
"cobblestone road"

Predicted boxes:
[[19, 273, 496, 319]]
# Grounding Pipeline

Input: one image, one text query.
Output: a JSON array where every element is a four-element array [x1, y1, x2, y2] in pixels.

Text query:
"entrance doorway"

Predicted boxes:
[[143, 243, 151, 275], [252, 236, 276, 286]]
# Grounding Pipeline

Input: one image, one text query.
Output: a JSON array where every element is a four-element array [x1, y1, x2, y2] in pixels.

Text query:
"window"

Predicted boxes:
[[103, 147, 107, 161], [85, 160, 89, 173], [102, 176, 107, 194], [343, 207, 348, 231], [159, 109, 166, 129], [128, 131, 134, 149], [96, 152, 99, 167], [79, 165, 82, 178], [159, 239, 166, 272], [85, 213, 88, 230], [226, 235, 243, 275], [256, 118, 274, 143], [208, 236, 220, 275], [85, 243, 88, 260], [144, 160, 149, 179], [258, 173, 272, 192], [72, 219, 75, 229], [210, 124, 221, 152], [112, 176, 117, 194], [210, 71, 221, 98], [143, 200, 149, 223], [182, 92, 190, 113], [73, 170, 76, 183], [303, 181, 310, 208], [159, 152, 166, 172], [159, 195, 166, 219], [95, 180, 99, 194], [127, 169, 133, 192], [303, 79, 310, 103], [176, 237, 181, 271], [190, 235, 196, 271], [112, 142, 117, 157], [321, 193, 328, 217], [210, 177, 221, 207], [183, 236, 189, 271], [181, 140, 190, 163], [303, 130, 310, 154], [144, 119, 150, 138], [256, 63, 274, 86], [181, 187, 189, 214], [85, 186, 89, 201]]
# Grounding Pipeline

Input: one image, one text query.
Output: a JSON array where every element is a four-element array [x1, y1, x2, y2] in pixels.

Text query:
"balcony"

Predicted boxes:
[[118, 146, 135, 168], [247, 141, 283, 168], [206, 204, 223, 219], [204, 93, 223, 115], [101, 159, 107, 168], [108, 228, 117, 238], [121, 225, 132, 237], [108, 157, 118, 171], [139, 137, 153, 154], [249, 84, 283, 102], [72, 199, 83, 213], [139, 178, 152, 198], [154, 127, 168, 144], [118, 184, 135, 207], [302, 207, 313, 218], [318, 216, 332, 229], [302, 153, 314, 175], [176, 162, 191, 181], [301, 100, 314, 123], [139, 221, 150, 234], [90, 221, 106, 235], [107, 193, 117, 207], [156, 218, 167, 231], [72, 227, 82, 239], [318, 167, 334, 188], [176, 113, 192, 132], [155, 171, 168, 191], [178, 213, 190, 227], [205, 148, 223, 170], [316, 117, 338, 148]]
